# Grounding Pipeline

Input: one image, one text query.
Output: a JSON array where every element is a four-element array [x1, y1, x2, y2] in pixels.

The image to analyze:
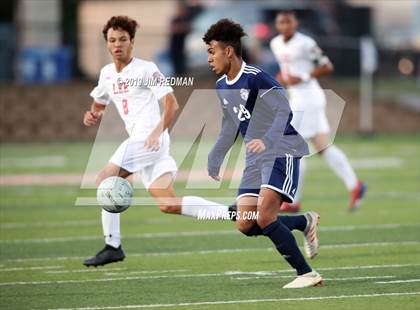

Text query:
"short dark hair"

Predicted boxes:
[[202, 18, 246, 56], [277, 10, 297, 18], [102, 16, 138, 41]]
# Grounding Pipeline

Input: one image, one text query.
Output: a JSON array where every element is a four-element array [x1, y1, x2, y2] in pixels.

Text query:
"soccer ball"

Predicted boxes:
[[97, 176, 133, 213]]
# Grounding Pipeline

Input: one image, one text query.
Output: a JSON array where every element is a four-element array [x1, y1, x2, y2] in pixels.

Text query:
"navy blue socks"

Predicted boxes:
[[242, 215, 307, 237], [279, 215, 307, 232], [262, 218, 312, 275]]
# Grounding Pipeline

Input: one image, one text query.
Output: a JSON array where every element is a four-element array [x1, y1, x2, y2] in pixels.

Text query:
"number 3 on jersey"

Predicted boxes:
[[122, 99, 129, 115]]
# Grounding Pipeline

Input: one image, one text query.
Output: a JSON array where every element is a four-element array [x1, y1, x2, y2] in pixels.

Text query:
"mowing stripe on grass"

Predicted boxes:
[[3, 241, 419, 263], [1, 224, 419, 244], [47, 292, 420, 310], [376, 279, 420, 284]]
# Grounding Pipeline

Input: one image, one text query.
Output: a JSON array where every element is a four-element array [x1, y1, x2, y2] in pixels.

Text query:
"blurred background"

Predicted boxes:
[[0, 4, 419, 307], [0, 0, 418, 142]]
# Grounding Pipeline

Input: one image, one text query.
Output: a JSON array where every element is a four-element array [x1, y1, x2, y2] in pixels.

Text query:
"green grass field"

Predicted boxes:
[[0, 135, 419, 310]]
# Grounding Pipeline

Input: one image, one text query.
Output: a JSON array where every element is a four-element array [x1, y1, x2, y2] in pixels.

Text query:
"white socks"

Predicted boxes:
[[294, 157, 306, 204], [181, 196, 229, 219], [102, 209, 121, 248], [101, 196, 229, 248], [323, 145, 358, 191]]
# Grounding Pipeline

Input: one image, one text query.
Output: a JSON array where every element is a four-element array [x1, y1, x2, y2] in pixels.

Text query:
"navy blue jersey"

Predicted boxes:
[[208, 62, 309, 175]]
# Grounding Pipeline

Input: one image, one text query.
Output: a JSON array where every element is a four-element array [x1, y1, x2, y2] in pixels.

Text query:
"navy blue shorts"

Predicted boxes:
[[237, 155, 300, 203]]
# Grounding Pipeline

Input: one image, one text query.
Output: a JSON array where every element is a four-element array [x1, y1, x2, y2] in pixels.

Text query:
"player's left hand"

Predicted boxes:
[[286, 74, 302, 86], [144, 132, 161, 151], [246, 139, 266, 153]]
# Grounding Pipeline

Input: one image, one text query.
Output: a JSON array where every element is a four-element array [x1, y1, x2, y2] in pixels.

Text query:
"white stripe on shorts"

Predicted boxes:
[[282, 154, 292, 194], [287, 154, 294, 193]]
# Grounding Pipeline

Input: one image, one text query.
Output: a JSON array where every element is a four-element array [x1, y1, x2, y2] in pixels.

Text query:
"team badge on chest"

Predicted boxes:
[[240, 88, 249, 101]]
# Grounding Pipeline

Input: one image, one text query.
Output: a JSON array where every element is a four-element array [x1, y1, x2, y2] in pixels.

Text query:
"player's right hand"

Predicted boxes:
[[208, 165, 221, 181], [209, 174, 221, 181], [83, 111, 100, 126]]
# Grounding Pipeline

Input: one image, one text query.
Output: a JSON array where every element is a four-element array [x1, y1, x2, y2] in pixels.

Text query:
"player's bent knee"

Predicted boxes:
[[236, 220, 256, 236], [256, 215, 276, 230]]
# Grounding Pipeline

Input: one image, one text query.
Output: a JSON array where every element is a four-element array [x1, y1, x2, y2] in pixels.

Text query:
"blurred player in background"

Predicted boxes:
[[204, 19, 322, 288], [270, 11, 367, 213], [82, 16, 231, 267]]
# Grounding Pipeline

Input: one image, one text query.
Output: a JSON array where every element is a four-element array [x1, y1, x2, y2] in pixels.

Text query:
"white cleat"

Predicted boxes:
[[283, 270, 323, 288], [303, 211, 320, 259]]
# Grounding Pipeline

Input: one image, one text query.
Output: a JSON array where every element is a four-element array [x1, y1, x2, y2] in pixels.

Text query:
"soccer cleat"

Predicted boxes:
[[303, 211, 320, 259], [349, 181, 367, 212], [283, 270, 323, 288], [83, 244, 125, 267], [279, 202, 301, 213]]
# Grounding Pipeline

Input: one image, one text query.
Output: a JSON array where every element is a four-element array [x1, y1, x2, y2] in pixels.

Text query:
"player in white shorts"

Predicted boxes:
[[82, 16, 231, 267], [270, 11, 366, 213]]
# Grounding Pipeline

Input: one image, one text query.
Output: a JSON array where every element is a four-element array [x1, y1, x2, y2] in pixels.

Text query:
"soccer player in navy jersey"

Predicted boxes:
[[203, 19, 323, 288]]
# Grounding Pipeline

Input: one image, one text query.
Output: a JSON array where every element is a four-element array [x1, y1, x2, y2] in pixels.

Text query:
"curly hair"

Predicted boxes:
[[202, 18, 247, 56], [102, 16, 138, 41]]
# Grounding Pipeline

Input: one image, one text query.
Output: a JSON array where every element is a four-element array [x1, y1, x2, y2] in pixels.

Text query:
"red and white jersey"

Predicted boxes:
[[270, 32, 330, 91], [90, 57, 173, 137]]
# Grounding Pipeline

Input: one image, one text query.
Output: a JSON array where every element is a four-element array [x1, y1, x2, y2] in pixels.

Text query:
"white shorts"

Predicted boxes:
[[289, 88, 330, 139], [109, 131, 178, 189]]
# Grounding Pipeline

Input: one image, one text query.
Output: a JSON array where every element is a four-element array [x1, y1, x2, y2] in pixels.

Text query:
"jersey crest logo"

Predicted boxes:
[[240, 88, 249, 101]]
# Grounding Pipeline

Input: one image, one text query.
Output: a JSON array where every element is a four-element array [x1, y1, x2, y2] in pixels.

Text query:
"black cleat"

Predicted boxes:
[[83, 244, 125, 267]]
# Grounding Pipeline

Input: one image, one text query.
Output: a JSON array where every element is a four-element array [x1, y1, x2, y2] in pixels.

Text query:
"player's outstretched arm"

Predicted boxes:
[[83, 101, 106, 127]]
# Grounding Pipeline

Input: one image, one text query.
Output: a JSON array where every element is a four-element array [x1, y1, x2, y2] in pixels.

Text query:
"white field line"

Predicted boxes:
[[1, 224, 419, 244], [0, 273, 232, 286], [97, 264, 420, 279], [3, 241, 420, 263], [232, 275, 395, 281], [45, 268, 127, 274], [103, 269, 188, 276], [0, 218, 170, 229], [0, 230, 237, 244], [0, 265, 63, 272], [46, 269, 187, 275], [0, 220, 98, 229], [0, 265, 419, 287], [322, 241, 419, 249], [349, 157, 404, 169], [376, 279, 420, 284], [47, 292, 420, 310], [315, 263, 420, 272]]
